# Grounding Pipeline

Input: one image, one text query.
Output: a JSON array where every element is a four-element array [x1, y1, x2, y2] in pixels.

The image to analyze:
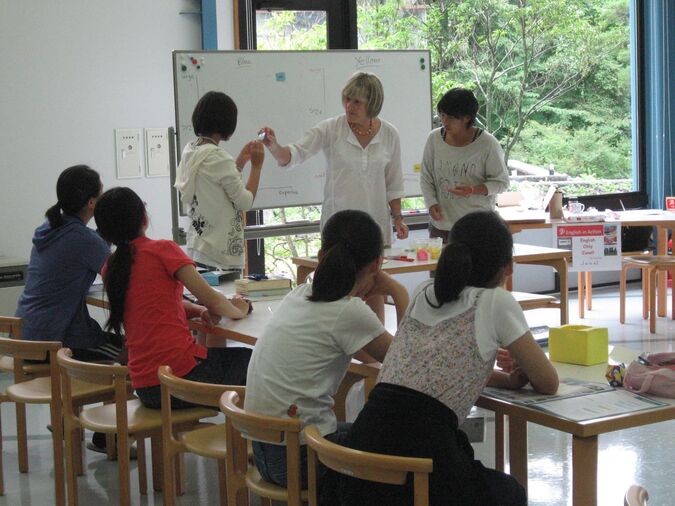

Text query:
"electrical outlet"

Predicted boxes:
[[145, 128, 170, 177], [115, 128, 143, 179]]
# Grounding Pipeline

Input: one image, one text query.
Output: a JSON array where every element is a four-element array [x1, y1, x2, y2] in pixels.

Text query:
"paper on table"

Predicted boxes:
[[483, 378, 613, 405], [534, 389, 666, 421]]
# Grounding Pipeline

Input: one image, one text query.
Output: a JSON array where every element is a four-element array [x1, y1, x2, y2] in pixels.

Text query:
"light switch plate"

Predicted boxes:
[[145, 128, 170, 177], [115, 128, 143, 179]]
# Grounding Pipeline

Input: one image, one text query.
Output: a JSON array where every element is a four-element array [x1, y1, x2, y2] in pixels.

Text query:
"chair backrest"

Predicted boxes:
[[303, 424, 433, 506], [219, 390, 303, 504], [624, 484, 649, 506], [56, 348, 128, 432], [0, 316, 22, 338], [0, 336, 61, 383], [157, 365, 244, 408]]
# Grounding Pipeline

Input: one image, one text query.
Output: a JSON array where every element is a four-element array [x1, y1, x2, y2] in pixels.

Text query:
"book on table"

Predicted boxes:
[[234, 275, 292, 294]]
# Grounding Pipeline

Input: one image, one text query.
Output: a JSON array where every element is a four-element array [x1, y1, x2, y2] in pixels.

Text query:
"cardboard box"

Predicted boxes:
[[548, 325, 609, 365]]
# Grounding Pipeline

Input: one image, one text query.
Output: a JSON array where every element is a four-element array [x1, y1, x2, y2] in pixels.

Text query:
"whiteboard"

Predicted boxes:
[[173, 50, 432, 209]]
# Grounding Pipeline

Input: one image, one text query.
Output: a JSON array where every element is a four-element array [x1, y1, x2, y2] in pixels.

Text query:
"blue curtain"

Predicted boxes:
[[643, 0, 675, 209], [201, 0, 218, 50]]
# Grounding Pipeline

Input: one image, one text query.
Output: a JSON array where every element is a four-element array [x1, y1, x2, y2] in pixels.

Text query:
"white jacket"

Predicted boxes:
[[175, 142, 254, 269]]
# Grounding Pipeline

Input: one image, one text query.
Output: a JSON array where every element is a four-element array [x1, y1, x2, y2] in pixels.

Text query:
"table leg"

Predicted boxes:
[[494, 412, 505, 472], [578, 272, 585, 319], [572, 435, 598, 506], [557, 259, 569, 325], [508, 415, 528, 490], [657, 227, 668, 316]]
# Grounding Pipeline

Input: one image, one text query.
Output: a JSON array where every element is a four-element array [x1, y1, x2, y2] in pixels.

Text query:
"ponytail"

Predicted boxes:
[[104, 244, 134, 335], [308, 210, 383, 302], [430, 211, 513, 307], [45, 202, 64, 228], [429, 242, 472, 306], [94, 187, 146, 335], [45, 165, 101, 229]]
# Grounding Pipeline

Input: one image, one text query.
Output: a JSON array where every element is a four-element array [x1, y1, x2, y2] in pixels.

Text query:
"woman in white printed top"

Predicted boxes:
[[343, 211, 559, 506]]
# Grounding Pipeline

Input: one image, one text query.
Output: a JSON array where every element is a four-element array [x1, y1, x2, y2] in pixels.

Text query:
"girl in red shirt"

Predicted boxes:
[[94, 186, 252, 408]]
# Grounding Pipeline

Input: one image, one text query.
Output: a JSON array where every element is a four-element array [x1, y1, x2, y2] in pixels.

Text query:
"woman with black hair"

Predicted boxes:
[[421, 88, 510, 243], [175, 90, 264, 271], [94, 187, 252, 409], [244, 209, 409, 492], [343, 211, 558, 506], [16, 165, 123, 362]]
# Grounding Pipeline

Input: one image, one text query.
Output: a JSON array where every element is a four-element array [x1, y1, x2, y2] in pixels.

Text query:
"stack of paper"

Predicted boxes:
[[234, 276, 292, 300]]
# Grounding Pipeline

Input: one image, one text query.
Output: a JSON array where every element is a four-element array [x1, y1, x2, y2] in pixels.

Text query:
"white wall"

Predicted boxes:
[[0, 1, 206, 258]]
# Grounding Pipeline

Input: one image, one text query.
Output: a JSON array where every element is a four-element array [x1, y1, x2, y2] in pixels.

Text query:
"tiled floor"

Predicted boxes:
[[1, 284, 673, 505]]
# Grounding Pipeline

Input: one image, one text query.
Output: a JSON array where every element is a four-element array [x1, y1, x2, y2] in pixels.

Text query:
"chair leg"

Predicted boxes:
[[74, 427, 84, 476], [649, 268, 657, 333], [619, 265, 628, 324], [217, 459, 228, 506], [64, 426, 79, 506], [642, 268, 649, 319], [578, 271, 585, 319], [174, 453, 185, 496], [0, 406, 4, 496], [117, 431, 131, 506], [16, 402, 28, 473], [151, 434, 164, 492], [161, 437, 175, 506], [136, 437, 147, 495], [50, 400, 66, 506], [585, 271, 593, 310]]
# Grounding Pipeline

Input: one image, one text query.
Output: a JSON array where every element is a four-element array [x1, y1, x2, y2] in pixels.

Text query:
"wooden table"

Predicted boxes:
[[86, 285, 386, 422], [476, 345, 675, 506], [293, 243, 572, 324], [499, 208, 675, 317]]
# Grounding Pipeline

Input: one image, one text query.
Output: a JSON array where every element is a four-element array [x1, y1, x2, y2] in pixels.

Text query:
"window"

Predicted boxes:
[[235, 0, 646, 276], [356, 0, 644, 209]]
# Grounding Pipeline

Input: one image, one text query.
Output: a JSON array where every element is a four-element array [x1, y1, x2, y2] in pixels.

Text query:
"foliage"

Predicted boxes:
[[252, 0, 634, 274]]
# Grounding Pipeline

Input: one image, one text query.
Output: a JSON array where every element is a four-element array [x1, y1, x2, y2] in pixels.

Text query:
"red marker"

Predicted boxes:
[[386, 255, 415, 262]]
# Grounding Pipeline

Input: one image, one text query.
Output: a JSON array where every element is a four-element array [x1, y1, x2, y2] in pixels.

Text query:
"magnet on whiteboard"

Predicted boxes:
[[413, 163, 421, 173], [275, 72, 286, 82]]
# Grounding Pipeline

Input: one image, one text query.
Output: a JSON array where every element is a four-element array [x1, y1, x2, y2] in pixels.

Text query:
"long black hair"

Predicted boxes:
[[308, 210, 383, 302], [93, 187, 146, 335], [45, 165, 101, 228], [429, 211, 513, 307], [437, 88, 479, 128]]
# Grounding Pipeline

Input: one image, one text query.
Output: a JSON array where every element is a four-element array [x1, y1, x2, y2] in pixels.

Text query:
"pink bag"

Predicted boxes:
[[623, 352, 675, 398]]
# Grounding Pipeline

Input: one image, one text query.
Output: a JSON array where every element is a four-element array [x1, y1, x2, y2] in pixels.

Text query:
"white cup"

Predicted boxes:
[[568, 201, 585, 214]]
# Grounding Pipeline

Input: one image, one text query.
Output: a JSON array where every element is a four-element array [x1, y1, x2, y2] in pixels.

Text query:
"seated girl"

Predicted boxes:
[[343, 210, 559, 506], [244, 209, 409, 492], [94, 187, 252, 408]]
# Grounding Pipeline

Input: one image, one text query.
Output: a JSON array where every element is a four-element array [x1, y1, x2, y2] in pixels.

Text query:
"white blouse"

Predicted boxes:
[[284, 114, 405, 245]]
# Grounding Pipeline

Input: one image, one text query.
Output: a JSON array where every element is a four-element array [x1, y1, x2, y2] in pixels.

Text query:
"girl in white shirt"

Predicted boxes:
[[244, 209, 409, 497], [175, 91, 264, 270], [343, 211, 558, 506]]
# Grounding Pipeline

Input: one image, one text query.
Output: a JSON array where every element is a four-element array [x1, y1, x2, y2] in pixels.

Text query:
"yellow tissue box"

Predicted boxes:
[[548, 325, 609, 366]]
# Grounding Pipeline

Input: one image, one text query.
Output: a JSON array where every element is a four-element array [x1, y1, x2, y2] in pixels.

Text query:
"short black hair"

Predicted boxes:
[[192, 91, 238, 139], [437, 88, 479, 126]]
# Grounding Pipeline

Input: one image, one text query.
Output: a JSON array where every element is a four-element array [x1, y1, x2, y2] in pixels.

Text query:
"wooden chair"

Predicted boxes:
[[57, 349, 216, 506], [0, 316, 51, 495], [577, 249, 650, 318], [0, 337, 115, 506], [304, 425, 433, 506], [220, 390, 305, 506], [158, 365, 242, 506], [624, 484, 649, 505], [620, 255, 675, 333]]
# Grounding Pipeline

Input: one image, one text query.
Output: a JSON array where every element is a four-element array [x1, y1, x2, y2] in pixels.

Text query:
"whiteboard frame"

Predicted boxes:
[[171, 49, 432, 211]]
